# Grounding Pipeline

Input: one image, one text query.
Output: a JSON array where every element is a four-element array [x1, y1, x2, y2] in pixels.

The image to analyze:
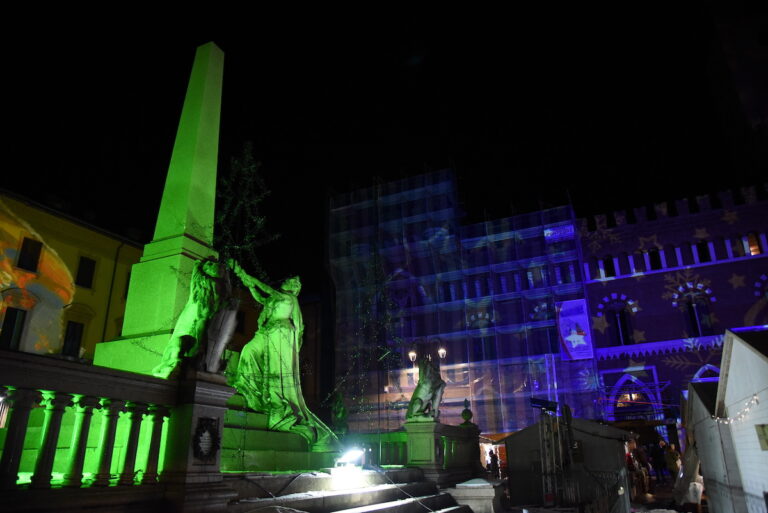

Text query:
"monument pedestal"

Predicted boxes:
[[447, 478, 505, 513], [404, 419, 481, 487], [161, 371, 237, 512]]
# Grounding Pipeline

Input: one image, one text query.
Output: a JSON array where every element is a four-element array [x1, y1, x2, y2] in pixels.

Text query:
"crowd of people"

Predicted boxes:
[[626, 437, 703, 511], [626, 438, 682, 493]]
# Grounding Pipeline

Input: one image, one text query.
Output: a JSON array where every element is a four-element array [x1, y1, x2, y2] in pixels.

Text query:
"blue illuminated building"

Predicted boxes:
[[328, 171, 768, 439]]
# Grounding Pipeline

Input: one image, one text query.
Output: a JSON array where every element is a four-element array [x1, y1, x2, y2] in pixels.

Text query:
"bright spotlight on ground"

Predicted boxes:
[[330, 449, 368, 490], [335, 448, 364, 467]]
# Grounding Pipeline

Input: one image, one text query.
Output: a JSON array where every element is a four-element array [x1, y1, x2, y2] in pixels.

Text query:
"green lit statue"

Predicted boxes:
[[230, 260, 337, 449], [406, 355, 446, 421], [151, 258, 239, 379], [331, 391, 349, 437]]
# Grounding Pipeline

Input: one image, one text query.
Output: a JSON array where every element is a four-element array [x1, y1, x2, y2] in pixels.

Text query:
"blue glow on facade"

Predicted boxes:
[[329, 171, 768, 437]]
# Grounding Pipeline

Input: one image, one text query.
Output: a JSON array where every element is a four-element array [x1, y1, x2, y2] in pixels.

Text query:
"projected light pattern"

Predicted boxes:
[[328, 171, 596, 434], [0, 199, 74, 354]]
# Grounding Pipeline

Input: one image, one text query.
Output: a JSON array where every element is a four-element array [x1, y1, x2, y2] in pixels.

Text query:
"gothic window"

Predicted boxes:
[[746, 232, 762, 255], [685, 295, 712, 337], [648, 249, 662, 270], [568, 263, 577, 282], [607, 299, 633, 346], [554, 266, 563, 285], [696, 241, 712, 263], [616, 391, 647, 408], [731, 236, 746, 257], [602, 256, 616, 278]]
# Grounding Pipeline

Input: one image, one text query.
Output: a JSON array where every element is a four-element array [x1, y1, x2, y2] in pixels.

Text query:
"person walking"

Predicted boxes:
[[665, 443, 682, 483], [651, 439, 669, 485], [489, 449, 499, 479]]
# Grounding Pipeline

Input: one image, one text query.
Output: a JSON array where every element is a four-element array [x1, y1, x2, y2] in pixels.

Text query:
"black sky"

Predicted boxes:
[[5, 6, 767, 293]]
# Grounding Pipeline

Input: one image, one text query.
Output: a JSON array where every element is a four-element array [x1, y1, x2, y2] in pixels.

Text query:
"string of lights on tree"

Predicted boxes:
[[710, 390, 762, 425]]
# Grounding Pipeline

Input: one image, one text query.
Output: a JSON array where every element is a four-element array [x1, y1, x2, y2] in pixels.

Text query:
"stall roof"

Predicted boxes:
[[496, 417, 632, 444]]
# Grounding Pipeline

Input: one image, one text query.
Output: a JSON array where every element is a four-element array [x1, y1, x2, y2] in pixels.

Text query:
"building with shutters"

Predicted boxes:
[[0, 191, 142, 361]]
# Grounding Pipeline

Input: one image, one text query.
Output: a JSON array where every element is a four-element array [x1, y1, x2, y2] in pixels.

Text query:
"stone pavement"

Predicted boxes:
[[500, 478, 706, 513]]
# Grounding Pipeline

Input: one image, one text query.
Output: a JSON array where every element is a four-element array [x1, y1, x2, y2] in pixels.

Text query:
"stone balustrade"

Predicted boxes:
[[0, 349, 177, 490], [345, 430, 409, 466]]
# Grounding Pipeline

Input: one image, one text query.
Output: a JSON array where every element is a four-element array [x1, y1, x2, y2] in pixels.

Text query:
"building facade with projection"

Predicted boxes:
[[0, 191, 142, 361], [328, 171, 768, 439]]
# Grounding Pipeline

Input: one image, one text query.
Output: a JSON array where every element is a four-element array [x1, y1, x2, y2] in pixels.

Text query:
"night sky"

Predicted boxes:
[[5, 6, 766, 294]]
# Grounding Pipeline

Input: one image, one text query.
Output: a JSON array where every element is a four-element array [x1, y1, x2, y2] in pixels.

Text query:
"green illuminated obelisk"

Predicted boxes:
[[94, 42, 224, 374]]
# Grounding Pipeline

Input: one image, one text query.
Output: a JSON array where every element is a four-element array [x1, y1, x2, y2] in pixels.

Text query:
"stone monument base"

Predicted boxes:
[[221, 394, 337, 472], [93, 333, 170, 375], [447, 478, 505, 513], [404, 419, 481, 487]]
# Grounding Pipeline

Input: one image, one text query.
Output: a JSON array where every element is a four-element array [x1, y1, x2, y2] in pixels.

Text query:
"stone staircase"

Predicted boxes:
[[225, 468, 473, 513]]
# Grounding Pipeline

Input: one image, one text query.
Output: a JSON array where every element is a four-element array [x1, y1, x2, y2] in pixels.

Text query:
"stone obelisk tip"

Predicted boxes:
[[152, 41, 224, 246]]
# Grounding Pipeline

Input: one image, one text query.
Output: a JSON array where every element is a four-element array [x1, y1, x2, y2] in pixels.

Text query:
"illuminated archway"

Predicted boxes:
[[691, 363, 720, 383], [605, 373, 662, 421]]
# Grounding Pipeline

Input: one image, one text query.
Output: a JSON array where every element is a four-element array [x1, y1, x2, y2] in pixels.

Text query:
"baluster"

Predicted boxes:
[[62, 396, 101, 487], [141, 405, 169, 485], [0, 388, 42, 489], [30, 392, 74, 488], [93, 399, 126, 486], [118, 402, 148, 485]]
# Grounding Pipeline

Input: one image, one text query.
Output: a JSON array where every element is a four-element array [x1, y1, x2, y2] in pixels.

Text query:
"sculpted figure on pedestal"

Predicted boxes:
[[152, 258, 239, 379], [230, 260, 336, 449], [406, 356, 446, 421]]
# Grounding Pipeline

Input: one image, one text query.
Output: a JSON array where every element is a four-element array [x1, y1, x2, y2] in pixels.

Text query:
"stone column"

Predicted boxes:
[[93, 399, 126, 486], [142, 405, 170, 485], [118, 402, 149, 485], [30, 392, 73, 488], [0, 388, 42, 489], [63, 396, 102, 487]]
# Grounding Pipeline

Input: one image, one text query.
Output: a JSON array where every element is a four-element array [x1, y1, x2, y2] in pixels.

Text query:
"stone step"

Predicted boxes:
[[433, 506, 474, 513], [233, 481, 439, 513], [226, 469, 427, 500], [329, 492, 459, 513]]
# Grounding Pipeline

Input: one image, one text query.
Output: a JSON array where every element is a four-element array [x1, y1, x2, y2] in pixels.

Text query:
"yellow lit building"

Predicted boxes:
[[0, 191, 142, 360]]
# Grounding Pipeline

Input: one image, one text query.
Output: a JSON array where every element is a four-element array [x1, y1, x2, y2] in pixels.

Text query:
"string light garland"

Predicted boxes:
[[711, 393, 760, 425]]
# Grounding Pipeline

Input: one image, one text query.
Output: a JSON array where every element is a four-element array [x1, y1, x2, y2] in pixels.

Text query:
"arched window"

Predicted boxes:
[[745, 232, 763, 256], [647, 248, 663, 270], [607, 299, 633, 346], [601, 255, 616, 278], [606, 373, 662, 421], [685, 294, 712, 337]]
